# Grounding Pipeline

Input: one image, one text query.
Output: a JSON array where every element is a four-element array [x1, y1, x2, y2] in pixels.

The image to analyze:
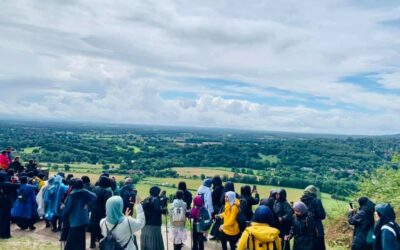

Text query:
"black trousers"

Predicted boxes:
[[0, 209, 11, 239], [192, 226, 204, 250], [220, 232, 239, 250], [65, 225, 87, 250], [174, 243, 183, 250]]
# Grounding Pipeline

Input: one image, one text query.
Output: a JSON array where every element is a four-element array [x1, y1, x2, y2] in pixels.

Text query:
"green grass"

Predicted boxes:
[[21, 147, 41, 154], [128, 145, 141, 153], [45, 162, 120, 173], [0, 236, 58, 250], [258, 153, 280, 163]]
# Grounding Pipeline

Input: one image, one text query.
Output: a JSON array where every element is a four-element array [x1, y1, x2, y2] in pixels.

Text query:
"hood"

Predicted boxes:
[[241, 185, 251, 196], [224, 181, 235, 192], [193, 195, 204, 207], [252, 205, 274, 225], [98, 176, 110, 188], [247, 223, 280, 242], [360, 199, 375, 214], [54, 175, 63, 185], [293, 201, 308, 215], [203, 178, 212, 188], [277, 189, 287, 201], [212, 176, 222, 187], [150, 186, 161, 197], [376, 203, 396, 221], [173, 199, 186, 208], [269, 190, 277, 198], [178, 182, 187, 191], [301, 192, 316, 204]]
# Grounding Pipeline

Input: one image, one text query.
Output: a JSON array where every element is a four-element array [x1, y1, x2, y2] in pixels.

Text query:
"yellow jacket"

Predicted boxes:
[[237, 223, 281, 250], [220, 199, 240, 236], [38, 178, 45, 191]]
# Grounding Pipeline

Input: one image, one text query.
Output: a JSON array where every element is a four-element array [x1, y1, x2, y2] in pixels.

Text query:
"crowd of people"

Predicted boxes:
[[0, 150, 399, 250]]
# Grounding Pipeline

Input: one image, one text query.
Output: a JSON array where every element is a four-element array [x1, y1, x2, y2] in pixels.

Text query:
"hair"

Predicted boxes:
[[176, 190, 184, 200], [38, 173, 45, 179], [73, 179, 84, 189], [81, 176, 91, 184], [66, 174, 74, 180], [1, 151, 6, 154], [178, 181, 187, 191], [20, 176, 28, 184]]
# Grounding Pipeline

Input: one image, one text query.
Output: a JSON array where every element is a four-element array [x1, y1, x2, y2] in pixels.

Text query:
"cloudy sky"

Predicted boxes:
[[1, 0, 399, 135]]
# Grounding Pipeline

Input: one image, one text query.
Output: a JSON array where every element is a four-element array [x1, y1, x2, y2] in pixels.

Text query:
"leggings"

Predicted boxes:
[[220, 232, 239, 250]]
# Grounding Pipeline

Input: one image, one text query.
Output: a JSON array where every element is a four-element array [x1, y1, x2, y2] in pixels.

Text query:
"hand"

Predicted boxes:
[[348, 208, 355, 213], [219, 225, 223, 232], [135, 195, 142, 205], [284, 235, 289, 241], [125, 207, 131, 217]]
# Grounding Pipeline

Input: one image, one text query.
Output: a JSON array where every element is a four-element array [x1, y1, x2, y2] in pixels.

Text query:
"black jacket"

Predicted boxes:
[[9, 161, 23, 173], [212, 185, 224, 212], [348, 200, 375, 248], [88, 186, 112, 231], [301, 193, 326, 237], [273, 189, 293, 236], [144, 186, 167, 226], [242, 194, 260, 221], [182, 189, 193, 210], [290, 214, 317, 250]]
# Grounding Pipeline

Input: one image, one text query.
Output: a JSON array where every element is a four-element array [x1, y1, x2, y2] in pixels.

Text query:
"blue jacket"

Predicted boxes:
[[62, 188, 96, 228], [11, 183, 38, 219], [44, 176, 68, 219], [380, 222, 400, 250]]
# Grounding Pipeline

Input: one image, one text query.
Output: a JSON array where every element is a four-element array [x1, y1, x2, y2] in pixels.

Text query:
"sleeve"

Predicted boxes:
[[348, 211, 363, 226], [62, 196, 72, 217], [315, 199, 326, 220], [100, 218, 107, 237], [282, 202, 293, 223], [128, 204, 146, 233], [87, 190, 97, 205], [237, 230, 249, 250], [254, 193, 260, 204], [223, 205, 239, 227], [381, 228, 398, 250]]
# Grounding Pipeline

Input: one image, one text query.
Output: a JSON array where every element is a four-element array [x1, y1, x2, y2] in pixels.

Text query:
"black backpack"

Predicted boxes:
[[237, 198, 248, 232], [99, 219, 137, 250]]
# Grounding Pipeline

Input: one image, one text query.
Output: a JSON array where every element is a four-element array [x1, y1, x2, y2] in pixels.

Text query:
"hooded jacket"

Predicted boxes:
[[237, 223, 281, 250], [301, 191, 326, 237], [197, 181, 213, 217], [62, 188, 97, 228], [144, 186, 167, 226], [273, 189, 293, 237], [220, 197, 240, 236], [241, 186, 260, 221], [289, 212, 317, 250], [374, 203, 400, 250], [169, 199, 187, 228], [348, 198, 375, 248]]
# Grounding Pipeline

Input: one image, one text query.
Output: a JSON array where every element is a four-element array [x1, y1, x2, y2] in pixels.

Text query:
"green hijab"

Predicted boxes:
[[106, 196, 125, 224]]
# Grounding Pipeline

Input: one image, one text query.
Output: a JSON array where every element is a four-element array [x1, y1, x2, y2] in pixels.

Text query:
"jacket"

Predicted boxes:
[[11, 183, 38, 219], [301, 193, 326, 237], [212, 185, 224, 212], [348, 200, 375, 248], [242, 194, 260, 221], [273, 189, 293, 237], [220, 199, 240, 236], [289, 214, 317, 250], [88, 186, 112, 231], [144, 197, 167, 226], [237, 222, 281, 250], [44, 176, 68, 219], [62, 188, 96, 228], [0, 155, 9, 170]]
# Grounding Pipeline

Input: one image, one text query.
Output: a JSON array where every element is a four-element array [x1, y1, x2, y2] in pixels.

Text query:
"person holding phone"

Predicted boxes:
[[240, 185, 260, 222], [348, 197, 375, 250]]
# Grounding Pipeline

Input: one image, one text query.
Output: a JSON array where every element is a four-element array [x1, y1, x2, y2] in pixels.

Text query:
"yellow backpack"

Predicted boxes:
[[245, 229, 278, 250]]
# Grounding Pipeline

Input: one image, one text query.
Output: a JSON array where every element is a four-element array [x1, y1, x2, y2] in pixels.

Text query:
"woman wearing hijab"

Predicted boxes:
[[217, 191, 241, 250], [11, 176, 38, 230], [196, 178, 214, 218], [141, 186, 167, 250], [177, 181, 192, 210], [300, 185, 326, 250], [88, 176, 113, 248], [0, 171, 19, 238], [348, 197, 375, 250], [62, 179, 97, 250], [374, 203, 400, 250], [100, 195, 145, 250], [240, 185, 260, 222], [285, 202, 316, 250], [274, 189, 293, 250], [190, 195, 206, 250]]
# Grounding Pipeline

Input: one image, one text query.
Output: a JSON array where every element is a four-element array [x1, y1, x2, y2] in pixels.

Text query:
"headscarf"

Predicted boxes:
[[106, 196, 125, 224], [98, 176, 110, 188], [374, 203, 398, 249], [226, 191, 236, 206], [304, 185, 318, 197], [150, 186, 161, 197], [293, 201, 308, 215], [190, 195, 204, 219], [252, 205, 274, 225], [203, 178, 212, 188]]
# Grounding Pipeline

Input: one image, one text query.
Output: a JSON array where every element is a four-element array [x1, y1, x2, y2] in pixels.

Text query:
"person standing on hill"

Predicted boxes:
[[169, 190, 187, 250], [348, 197, 375, 250], [374, 203, 400, 250], [210, 176, 224, 240], [197, 179, 214, 218], [217, 191, 241, 250], [141, 186, 167, 250], [11, 176, 38, 230], [0, 151, 10, 170], [62, 179, 97, 250], [9, 157, 23, 173], [44, 175, 68, 232], [81, 176, 92, 191], [300, 185, 326, 250], [178, 181, 193, 211], [240, 185, 260, 222], [274, 189, 293, 250], [190, 195, 206, 250], [88, 176, 113, 249], [120, 177, 136, 216], [0, 171, 19, 239]]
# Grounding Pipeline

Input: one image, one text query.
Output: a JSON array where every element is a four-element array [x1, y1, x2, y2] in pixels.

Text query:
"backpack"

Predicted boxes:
[[245, 228, 278, 250], [380, 222, 400, 249], [99, 219, 137, 250], [196, 207, 212, 232], [171, 206, 186, 227], [237, 198, 248, 232]]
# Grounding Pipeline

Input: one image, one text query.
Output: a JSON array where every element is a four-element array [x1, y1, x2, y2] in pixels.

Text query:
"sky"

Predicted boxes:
[[0, 0, 399, 135]]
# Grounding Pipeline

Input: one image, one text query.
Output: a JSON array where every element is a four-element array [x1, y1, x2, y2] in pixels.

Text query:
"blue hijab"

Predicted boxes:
[[106, 196, 125, 224]]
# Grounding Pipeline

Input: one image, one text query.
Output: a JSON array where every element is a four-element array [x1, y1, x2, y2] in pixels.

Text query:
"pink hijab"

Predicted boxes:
[[190, 195, 204, 219]]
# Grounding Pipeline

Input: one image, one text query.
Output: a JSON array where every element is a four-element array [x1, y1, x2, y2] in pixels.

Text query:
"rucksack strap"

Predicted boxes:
[[122, 219, 133, 249]]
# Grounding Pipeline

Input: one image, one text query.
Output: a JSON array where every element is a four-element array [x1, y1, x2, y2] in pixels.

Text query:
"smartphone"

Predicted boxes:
[[349, 202, 353, 209]]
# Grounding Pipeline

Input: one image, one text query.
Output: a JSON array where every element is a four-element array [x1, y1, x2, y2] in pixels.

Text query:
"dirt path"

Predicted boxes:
[[7, 221, 222, 250]]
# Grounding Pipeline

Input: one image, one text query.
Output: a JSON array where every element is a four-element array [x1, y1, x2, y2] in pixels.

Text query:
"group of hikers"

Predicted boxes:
[[0, 153, 399, 250]]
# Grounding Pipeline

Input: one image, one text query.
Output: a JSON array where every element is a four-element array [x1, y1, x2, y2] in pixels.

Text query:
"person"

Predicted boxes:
[[81, 176, 92, 191], [169, 190, 187, 250], [210, 176, 224, 240], [0, 171, 19, 238], [240, 185, 260, 222], [11, 176, 38, 230], [37, 176, 52, 225], [88, 176, 113, 249], [6, 147, 13, 163], [9, 157, 23, 173], [197, 178, 214, 218], [0, 151, 10, 170], [44, 175, 68, 232], [374, 203, 400, 250], [273, 189, 293, 250], [348, 197, 375, 250], [300, 185, 326, 250], [141, 186, 167, 250], [285, 202, 316, 250], [237, 205, 281, 250], [36, 172, 46, 191], [217, 191, 241, 250], [25, 159, 37, 174], [260, 190, 278, 227], [120, 177, 136, 216], [178, 181, 193, 211], [190, 195, 206, 250], [100, 195, 145, 250], [62, 179, 97, 250]]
